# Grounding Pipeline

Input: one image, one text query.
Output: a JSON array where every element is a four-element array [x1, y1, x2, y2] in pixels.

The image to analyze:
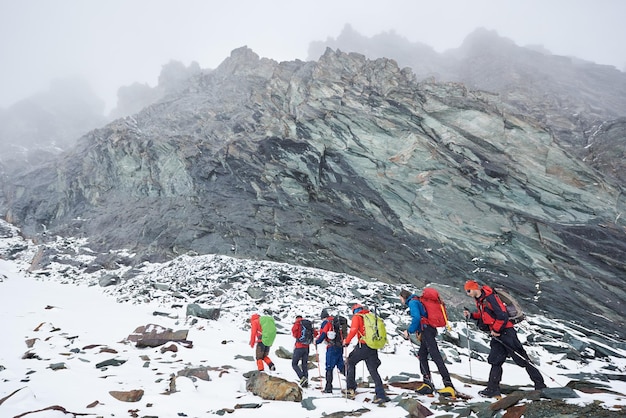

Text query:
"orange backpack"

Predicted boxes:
[[420, 287, 450, 329]]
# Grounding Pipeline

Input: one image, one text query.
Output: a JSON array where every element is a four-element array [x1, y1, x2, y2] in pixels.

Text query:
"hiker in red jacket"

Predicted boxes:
[[342, 304, 390, 404], [463, 280, 546, 398], [249, 313, 276, 372], [291, 315, 316, 387]]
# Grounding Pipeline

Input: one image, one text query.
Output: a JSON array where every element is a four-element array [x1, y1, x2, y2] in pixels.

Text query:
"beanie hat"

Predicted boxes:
[[351, 303, 363, 314], [399, 289, 411, 299], [320, 308, 329, 319], [464, 280, 480, 291]]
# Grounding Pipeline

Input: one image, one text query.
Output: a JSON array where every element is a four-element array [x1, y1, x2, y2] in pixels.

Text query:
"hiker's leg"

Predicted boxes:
[[417, 331, 431, 380], [363, 347, 385, 398], [325, 369, 334, 391], [346, 345, 365, 390], [255, 343, 265, 370], [326, 346, 339, 371], [487, 337, 507, 391], [303, 347, 310, 378], [502, 330, 545, 388], [337, 347, 346, 375], [292, 347, 304, 378], [261, 345, 273, 367], [422, 326, 453, 386]]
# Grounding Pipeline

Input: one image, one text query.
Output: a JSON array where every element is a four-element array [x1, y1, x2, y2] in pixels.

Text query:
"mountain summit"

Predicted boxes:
[[1, 47, 625, 337]]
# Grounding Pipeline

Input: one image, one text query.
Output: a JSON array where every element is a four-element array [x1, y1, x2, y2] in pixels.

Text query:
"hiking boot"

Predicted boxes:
[[299, 376, 308, 388], [416, 382, 433, 395], [323, 385, 333, 393], [341, 389, 356, 399], [535, 383, 547, 390], [372, 396, 391, 404], [268, 363, 276, 371], [437, 386, 456, 398], [478, 388, 501, 398]]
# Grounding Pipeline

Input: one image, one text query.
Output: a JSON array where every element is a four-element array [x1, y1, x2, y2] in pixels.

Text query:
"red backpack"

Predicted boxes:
[[420, 287, 450, 329]]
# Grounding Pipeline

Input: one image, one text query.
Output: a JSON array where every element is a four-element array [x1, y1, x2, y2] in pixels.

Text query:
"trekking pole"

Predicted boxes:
[[343, 345, 349, 402], [315, 345, 323, 390], [465, 317, 473, 385], [337, 367, 343, 392], [492, 335, 562, 387]]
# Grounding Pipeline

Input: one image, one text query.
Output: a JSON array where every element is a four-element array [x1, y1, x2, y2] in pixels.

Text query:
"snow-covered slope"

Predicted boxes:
[[1, 220, 625, 417]]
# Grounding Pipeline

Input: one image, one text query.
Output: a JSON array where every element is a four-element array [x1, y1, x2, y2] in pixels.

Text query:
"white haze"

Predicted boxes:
[[1, 0, 625, 113]]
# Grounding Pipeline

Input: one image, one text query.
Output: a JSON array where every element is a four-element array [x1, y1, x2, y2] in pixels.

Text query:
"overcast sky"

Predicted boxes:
[[1, 0, 625, 112]]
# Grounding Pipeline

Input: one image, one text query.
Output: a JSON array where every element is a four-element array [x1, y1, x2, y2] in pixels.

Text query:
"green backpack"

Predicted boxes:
[[361, 310, 387, 349], [259, 315, 277, 346]]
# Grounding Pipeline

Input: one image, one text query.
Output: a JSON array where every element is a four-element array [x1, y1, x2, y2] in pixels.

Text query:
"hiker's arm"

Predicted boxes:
[[463, 307, 480, 321], [487, 295, 509, 332], [250, 321, 259, 347], [343, 315, 361, 345], [407, 299, 423, 334]]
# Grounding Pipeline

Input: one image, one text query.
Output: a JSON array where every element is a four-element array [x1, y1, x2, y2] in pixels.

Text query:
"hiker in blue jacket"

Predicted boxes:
[[400, 289, 455, 397], [314, 308, 345, 393]]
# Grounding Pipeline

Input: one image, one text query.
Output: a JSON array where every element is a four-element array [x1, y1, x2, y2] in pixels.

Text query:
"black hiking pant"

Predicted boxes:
[[487, 328, 545, 391], [292, 346, 309, 379], [418, 325, 453, 387], [346, 343, 386, 398]]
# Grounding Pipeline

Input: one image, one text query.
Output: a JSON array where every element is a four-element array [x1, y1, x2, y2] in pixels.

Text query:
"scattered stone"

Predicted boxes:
[[245, 371, 302, 402], [160, 343, 178, 353], [126, 323, 189, 348], [48, 362, 66, 371], [186, 304, 220, 320], [109, 389, 144, 402], [177, 366, 212, 381], [95, 358, 127, 369]]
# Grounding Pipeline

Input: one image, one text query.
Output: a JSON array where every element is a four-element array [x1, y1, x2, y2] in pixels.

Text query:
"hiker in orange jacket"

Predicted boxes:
[[342, 304, 390, 404], [249, 313, 276, 371]]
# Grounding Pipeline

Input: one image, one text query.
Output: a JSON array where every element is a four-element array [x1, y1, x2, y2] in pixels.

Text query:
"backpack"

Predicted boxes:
[[419, 287, 450, 329], [259, 315, 277, 346], [494, 287, 526, 324], [360, 309, 387, 349], [297, 319, 314, 344], [329, 315, 348, 346]]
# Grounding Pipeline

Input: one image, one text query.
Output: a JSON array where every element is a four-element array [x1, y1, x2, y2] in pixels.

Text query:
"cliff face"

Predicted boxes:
[[2, 48, 625, 337], [309, 27, 626, 187]]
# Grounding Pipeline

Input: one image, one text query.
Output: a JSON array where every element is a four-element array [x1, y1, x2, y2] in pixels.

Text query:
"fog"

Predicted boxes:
[[1, 0, 625, 112]]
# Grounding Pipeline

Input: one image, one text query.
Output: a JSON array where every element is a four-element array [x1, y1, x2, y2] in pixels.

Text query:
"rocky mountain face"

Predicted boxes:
[[309, 27, 626, 186], [0, 61, 202, 175], [1, 47, 625, 338]]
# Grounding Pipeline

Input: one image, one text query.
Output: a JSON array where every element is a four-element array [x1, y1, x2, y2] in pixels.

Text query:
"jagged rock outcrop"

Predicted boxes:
[[1, 48, 625, 337], [309, 26, 626, 185]]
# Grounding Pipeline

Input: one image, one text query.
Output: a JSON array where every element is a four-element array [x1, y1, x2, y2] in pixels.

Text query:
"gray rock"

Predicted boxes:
[[2, 47, 625, 339], [186, 303, 220, 320]]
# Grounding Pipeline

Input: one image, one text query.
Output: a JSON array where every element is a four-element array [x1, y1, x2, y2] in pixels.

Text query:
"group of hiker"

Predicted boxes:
[[249, 279, 546, 403]]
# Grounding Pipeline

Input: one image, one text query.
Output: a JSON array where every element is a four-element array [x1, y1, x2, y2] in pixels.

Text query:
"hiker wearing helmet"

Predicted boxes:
[[463, 280, 546, 398], [342, 304, 390, 404], [399, 289, 456, 397], [249, 313, 276, 372]]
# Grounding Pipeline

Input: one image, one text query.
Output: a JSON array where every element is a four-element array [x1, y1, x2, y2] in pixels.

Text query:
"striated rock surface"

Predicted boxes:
[[1, 48, 625, 337], [309, 26, 626, 185]]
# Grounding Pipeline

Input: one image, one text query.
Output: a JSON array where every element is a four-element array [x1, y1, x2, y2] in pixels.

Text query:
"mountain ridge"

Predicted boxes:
[[1, 46, 625, 338]]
